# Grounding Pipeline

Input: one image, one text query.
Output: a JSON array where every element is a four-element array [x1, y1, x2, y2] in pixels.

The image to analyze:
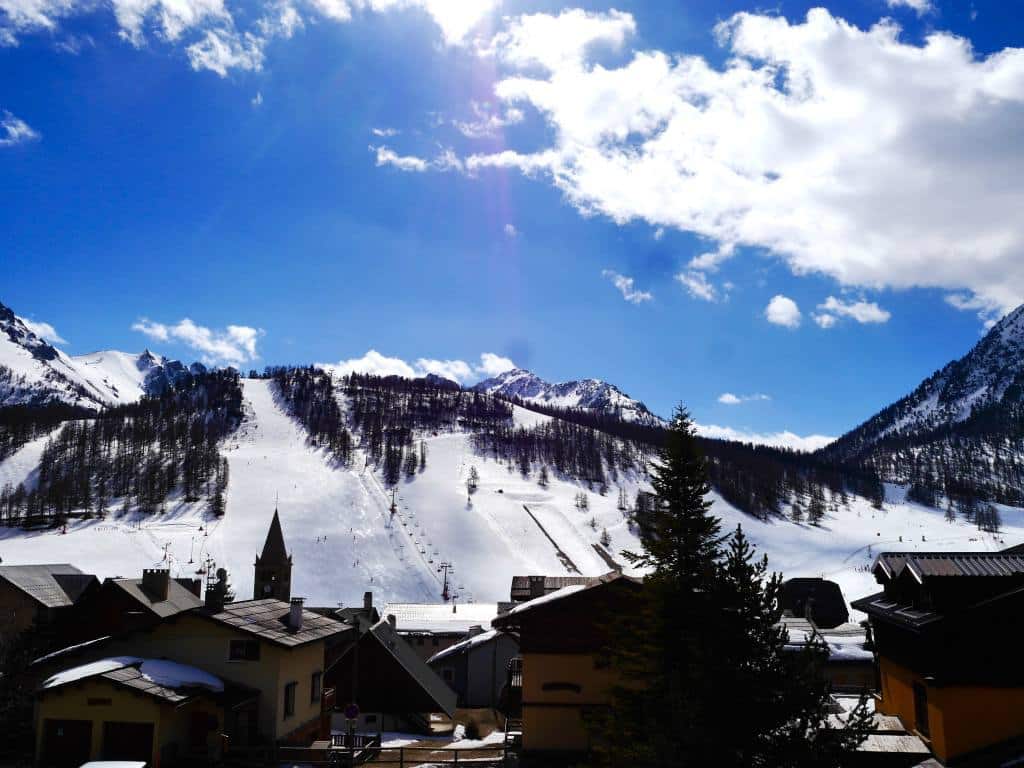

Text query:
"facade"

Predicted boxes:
[[382, 601, 500, 662], [0, 564, 98, 647], [35, 658, 228, 768], [253, 509, 292, 601], [509, 575, 596, 603], [427, 626, 520, 709], [852, 552, 1024, 765], [326, 615, 457, 734], [492, 573, 643, 760]]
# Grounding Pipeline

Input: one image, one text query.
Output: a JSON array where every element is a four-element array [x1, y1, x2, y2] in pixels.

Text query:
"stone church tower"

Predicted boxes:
[[253, 509, 292, 601]]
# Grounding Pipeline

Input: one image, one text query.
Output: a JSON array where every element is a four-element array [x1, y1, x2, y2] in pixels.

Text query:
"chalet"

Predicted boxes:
[[35, 657, 237, 767], [0, 564, 98, 646], [852, 552, 1024, 765], [70, 568, 203, 640], [325, 613, 456, 734], [382, 601, 500, 662], [427, 626, 520, 708], [492, 572, 643, 761]]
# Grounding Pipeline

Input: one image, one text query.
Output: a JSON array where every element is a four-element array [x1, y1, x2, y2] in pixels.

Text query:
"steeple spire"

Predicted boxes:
[[254, 507, 292, 600]]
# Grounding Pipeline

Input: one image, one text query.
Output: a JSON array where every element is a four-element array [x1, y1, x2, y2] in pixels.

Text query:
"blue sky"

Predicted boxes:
[[3, 0, 1024, 447]]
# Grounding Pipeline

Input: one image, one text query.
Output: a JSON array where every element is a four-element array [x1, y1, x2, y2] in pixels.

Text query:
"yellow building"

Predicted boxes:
[[492, 573, 642, 760], [853, 551, 1024, 765], [35, 657, 228, 767]]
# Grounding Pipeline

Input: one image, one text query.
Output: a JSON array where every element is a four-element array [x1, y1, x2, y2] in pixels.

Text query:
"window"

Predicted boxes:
[[284, 682, 297, 719], [311, 672, 322, 703], [913, 682, 930, 737], [229, 639, 260, 661]]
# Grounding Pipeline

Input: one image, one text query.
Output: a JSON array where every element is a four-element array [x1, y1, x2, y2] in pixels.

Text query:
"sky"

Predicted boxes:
[[3, 0, 1024, 450]]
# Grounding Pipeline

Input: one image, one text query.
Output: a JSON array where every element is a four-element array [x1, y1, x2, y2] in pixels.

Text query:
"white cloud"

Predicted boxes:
[[602, 270, 652, 304], [695, 423, 835, 452], [186, 29, 264, 76], [455, 8, 1024, 319], [251, 91, 263, 107], [816, 296, 891, 326], [718, 392, 770, 405], [454, 101, 523, 138], [688, 242, 735, 272], [676, 271, 719, 302], [355, 0, 499, 45], [765, 295, 801, 328], [320, 350, 516, 383], [111, 0, 229, 45], [132, 317, 263, 365], [503, 223, 517, 237], [886, 0, 934, 16], [476, 352, 516, 377], [19, 316, 67, 344], [373, 145, 429, 172], [371, 127, 399, 137], [0, 111, 39, 146]]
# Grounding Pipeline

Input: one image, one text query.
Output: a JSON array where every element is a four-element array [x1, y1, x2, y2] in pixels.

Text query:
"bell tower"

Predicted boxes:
[[254, 508, 292, 601]]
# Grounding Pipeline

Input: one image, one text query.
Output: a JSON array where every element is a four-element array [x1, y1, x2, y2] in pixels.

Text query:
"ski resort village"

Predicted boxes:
[[4, 297, 1024, 768], [8, 0, 1024, 764]]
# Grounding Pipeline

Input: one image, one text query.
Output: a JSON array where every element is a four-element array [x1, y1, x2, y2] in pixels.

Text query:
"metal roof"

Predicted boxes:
[[365, 618, 457, 717], [382, 602, 499, 634], [200, 598, 348, 648], [109, 578, 203, 618], [874, 552, 1024, 581], [0, 564, 96, 608]]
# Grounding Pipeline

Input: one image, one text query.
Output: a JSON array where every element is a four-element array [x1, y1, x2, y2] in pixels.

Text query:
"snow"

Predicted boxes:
[[427, 629, 500, 664], [69, 350, 156, 405], [43, 656, 224, 692], [33, 636, 112, 666], [505, 584, 588, 616], [383, 602, 499, 634], [0, 427, 58, 491]]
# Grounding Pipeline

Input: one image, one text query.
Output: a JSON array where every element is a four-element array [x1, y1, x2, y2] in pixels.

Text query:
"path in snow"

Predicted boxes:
[[0, 428, 58, 492], [214, 379, 436, 606]]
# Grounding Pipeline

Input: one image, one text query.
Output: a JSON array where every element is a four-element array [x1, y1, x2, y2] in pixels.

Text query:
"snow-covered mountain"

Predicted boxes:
[[473, 368, 664, 426], [0, 300, 201, 409], [822, 303, 1024, 462]]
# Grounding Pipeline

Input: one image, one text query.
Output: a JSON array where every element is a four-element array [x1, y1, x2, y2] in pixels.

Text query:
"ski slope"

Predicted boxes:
[[3, 378, 1024, 614]]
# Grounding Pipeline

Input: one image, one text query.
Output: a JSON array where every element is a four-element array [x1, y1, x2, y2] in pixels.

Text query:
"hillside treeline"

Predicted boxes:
[[0, 403, 94, 462], [0, 371, 242, 526]]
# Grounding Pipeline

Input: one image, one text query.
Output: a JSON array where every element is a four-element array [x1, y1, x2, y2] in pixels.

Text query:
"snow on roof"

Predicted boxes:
[[43, 656, 224, 694], [427, 629, 501, 664], [383, 602, 499, 634], [32, 636, 112, 666], [503, 584, 588, 617]]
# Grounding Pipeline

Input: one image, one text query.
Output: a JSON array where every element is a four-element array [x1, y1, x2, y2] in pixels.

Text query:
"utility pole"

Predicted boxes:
[[439, 562, 454, 601]]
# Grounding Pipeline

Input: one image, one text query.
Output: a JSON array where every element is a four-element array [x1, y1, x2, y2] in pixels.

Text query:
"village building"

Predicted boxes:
[[325, 612, 457, 735], [382, 601, 500, 662], [0, 564, 98, 646], [427, 625, 520, 709], [491, 572, 643, 762], [852, 552, 1024, 766], [508, 575, 594, 603], [70, 568, 203, 641], [780, 577, 850, 628], [34, 657, 235, 767]]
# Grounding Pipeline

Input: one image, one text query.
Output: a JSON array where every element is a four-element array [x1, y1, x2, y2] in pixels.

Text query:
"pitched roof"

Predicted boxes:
[[381, 602, 499, 634], [873, 552, 1024, 581], [509, 575, 596, 601], [108, 577, 203, 618], [363, 618, 457, 716], [41, 657, 225, 704], [257, 509, 290, 563], [495, 572, 641, 625], [426, 629, 504, 665], [0, 564, 97, 608], [198, 599, 348, 648]]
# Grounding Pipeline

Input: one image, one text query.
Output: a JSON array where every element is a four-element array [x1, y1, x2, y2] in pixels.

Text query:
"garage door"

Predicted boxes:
[[101, 721, 154, 763], [40, 719, 92, 768]]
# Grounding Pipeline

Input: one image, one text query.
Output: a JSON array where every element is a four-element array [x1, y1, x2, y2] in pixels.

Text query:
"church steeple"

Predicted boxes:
[[254, 508, 292, 601]]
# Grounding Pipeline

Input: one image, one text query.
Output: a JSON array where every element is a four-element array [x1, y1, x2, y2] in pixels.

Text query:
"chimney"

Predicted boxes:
[[467, 624, 484, 638], [289, 598, 305, 631], [387, 614, 396, 631], [142, 569, 170, 601], [363, 591, 373, 612], [175, 578, 202, 598], [205, 568, 230, 612]]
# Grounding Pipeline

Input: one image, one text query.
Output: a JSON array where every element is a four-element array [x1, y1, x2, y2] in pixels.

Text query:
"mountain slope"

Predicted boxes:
[[0, 300, 199, 408], [473, 368, 663, 426], [819, 304, 1024, 507]]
